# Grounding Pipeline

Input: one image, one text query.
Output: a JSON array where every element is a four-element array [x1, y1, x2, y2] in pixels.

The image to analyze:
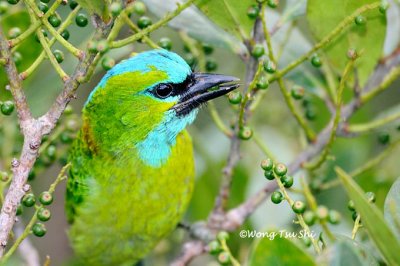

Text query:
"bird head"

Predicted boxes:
[[83, 50, 239, 166]]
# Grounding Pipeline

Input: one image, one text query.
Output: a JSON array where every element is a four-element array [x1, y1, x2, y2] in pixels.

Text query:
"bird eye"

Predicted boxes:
[[155, 84, 173, 98]]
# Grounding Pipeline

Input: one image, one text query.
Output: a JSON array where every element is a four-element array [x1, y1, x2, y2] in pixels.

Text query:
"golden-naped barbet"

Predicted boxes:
[[66, 50, 239, 265]]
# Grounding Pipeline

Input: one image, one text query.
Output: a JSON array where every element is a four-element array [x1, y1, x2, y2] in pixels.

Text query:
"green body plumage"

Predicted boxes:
[[67, 50, 238, 265]]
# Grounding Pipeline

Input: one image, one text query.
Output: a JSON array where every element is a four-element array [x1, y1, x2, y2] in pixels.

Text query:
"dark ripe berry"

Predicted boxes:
[[310, 54, 322, 67], [239, 126, 253, 140], [292, 201, 306, 214], [267, 0, 279, 8], [274, 163, 287, 176], [38, 2, 48, 13], [263, 60, 276, 73], [16, 204, 23, 216], [379, 1, 389, 13], [256, 76, 269, 90], [69, 0, 78, 9], [7, 0, 19, 5], [280, 175, 294, 188], [228, 91, 242, 104], [264, 170, 275, 180], [137, 16, 152, 29], [271, 191, 283, 204], [1, 101, 15, 116], [37, 207, 51, 222], [217, 231, 229, 241], [305, 107, 317, 121], [208, 240, 222, 255], [260, 158, 273, 171], [40, 0, 50, 3], [35, 29, 47, 43], [218, 251, 231, 265], [53, 49, 64, 63], [158, 37, 172, 51], [303, 210, 316, 226], [365, 191, 376, 203], [61, 29, 70, 40], [247, 5, 260, 19], [87, 40, 98, 53], [251, 44, 265, 58], [22, 193, 36, 207], [202, 43, 214, 55], [8, 27, 21, 38], [46, 145, 57, 160], [48, 13, 62, 28], [354, 15, 366, 26], [96, 39, 109, 54], [76, 13, 88, 27], [101, 56, 115, 71], [32, 223, 47, 237], [348, 200, 356, 211], [328, 210, 341, 224], [110, 2, 122, 17], [352, 211, 360, 222], [206, 59, 218, 71], [316, 205, 329, 220], [291, 85, 305, 100], [133, 1, 146, 15], [378, 132, 390, 145], [39, 191, 53, 205]]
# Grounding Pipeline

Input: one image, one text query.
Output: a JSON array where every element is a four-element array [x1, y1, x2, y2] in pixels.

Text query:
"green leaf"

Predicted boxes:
[[195, 0, 254, 41], [335, 167, 400, 265], [384, 177, 400, 241], [74, 0, 110, 21], [307, 0, 386, 86], [249, 231, 316, 266]]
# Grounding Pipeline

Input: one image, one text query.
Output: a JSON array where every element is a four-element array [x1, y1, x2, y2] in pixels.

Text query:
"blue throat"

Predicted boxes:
[[136, 109, 198, 167]]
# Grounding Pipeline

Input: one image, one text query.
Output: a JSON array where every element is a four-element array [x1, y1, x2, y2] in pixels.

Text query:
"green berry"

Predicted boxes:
[[133, 1, 146, 15], [22, 193, 36, 207], [379, 1, 389, 13], [291, 85, 305, 100], [267, 0, 279, 8], [305, 107, 317, 121], [280, 175, 294, 188], [32, 223, 47, 237], [7, 0, 19, 5], [251, 44, 265, 58], [75, 13, 88, 27], [239, 126, 253, 140], [46, 145, 57, 160], [87, 40, 98, 53], [60, 29, 70, 40], [354, 15, 366, 26], [38, 2, 48, 13], [208, 240, 222, 255], [202, 43, 214, 55], [137, 16, 152, 29], [53, 49, 64, 63], [264, 170, 275, 180], [228, 91, 242, 104], [1, 101, 15, 116], [217, 231, 229, 241], [378, 132, 390, 145], [247, 5, 260, 19], [96, 39, 109, 54], [37, 207, 51, 222], [260, 158, 273, 171], [303, 210, 316, 226], [271, 191, 283, 204], [48, 13, 61, 28], [348, 200, 355, 211], [256, 76, 269, 90], [292, 201, 306, 214], [101, 56, 115, 71], [302, 237, 312, 247], [206, 59, 218, 71], [0, 2, 9, 14], [263, 60, 276, 73], [310, 54, 322, 67], [60, 132, 73, 143], [69, 0, 78, 10], [12, 51, 22, 65], [316, 205, 329, 220], [328, 210, 341, 224], [110, 2, 122, 17], [16, 204, 23, 216], [365, 191, 376, 203], [39, 191, 53, 205], [8, 27, 21, 39], [35, 29, 47, 43], [158, 37, 172, 51], [218, 251, 231, 265], [274, 163, 287, 176]]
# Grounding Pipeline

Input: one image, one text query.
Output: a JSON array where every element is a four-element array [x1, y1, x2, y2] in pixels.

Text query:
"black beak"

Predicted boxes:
[[173, 73, 240, 116]]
